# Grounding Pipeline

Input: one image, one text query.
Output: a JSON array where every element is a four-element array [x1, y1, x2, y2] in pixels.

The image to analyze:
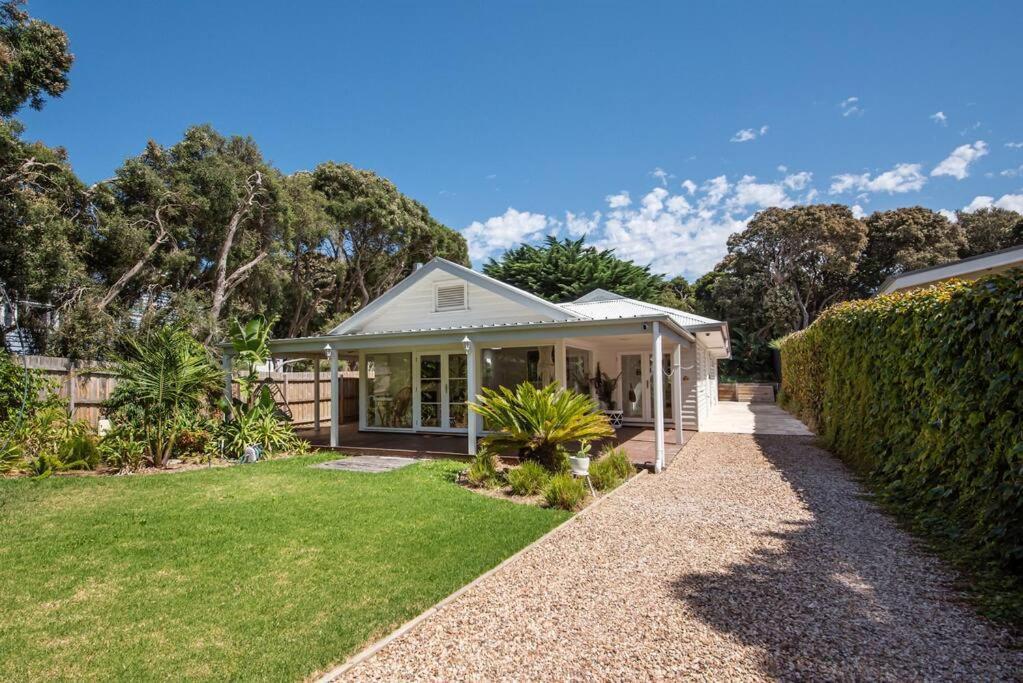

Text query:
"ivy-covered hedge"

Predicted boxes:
[[778, 271, 1023, 581]]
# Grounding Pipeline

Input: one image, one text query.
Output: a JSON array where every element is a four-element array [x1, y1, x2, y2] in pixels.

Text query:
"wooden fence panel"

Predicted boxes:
[[14, 356, 358, 428], [717, 382, 776, 403]]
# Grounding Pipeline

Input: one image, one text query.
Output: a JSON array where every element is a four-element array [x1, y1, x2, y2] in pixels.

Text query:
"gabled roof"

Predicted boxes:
[[878, 243, 1023, 295], [330, 257, 580, 335]]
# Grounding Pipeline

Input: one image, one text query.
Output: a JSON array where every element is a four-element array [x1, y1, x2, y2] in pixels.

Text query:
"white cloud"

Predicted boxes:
[[965, 193, 1023, 213], [782, 171, 812, 190], [830, 163, 927, 195], [680, 179, 697, 195], [605, 191, 632, 208], [777, 165, 788, 173], [938, 209, 957, 222], [462, 208, 552, 263], [839, 96, 862, 117], [701, 175, 730, 205], [650, 167, 671, 186], [565, 210, 601, 237], [728, 175, 793, 210], [930, 111, 947, 126], [1006, 142, 1023, 149], [851, 204, 866, 219], [964, 196, 994, 212], [931, 141, 988, 180], [730, 125, 768, 143]]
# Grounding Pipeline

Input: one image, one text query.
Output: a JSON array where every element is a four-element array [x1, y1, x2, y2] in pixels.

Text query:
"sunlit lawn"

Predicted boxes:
[[0, 454, 569, 681]]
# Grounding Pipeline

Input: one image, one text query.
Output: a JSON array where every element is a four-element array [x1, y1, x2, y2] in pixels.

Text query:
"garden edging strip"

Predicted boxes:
[[313, 469, 649, 682]]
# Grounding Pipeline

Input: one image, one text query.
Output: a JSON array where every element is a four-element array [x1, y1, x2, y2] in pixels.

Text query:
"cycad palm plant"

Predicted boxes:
[[110, 327, 221, 467], [470, 382, 613, 471]]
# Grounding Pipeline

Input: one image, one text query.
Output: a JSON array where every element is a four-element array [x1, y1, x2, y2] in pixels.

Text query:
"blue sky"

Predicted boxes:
[[23, 1, 1023, 279]]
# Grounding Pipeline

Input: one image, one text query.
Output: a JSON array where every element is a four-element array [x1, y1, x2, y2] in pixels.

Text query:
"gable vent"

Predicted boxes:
[[435, 283, 467, 312]]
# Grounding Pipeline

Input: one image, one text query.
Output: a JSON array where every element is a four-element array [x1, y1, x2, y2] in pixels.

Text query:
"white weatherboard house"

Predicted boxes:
[[235, 258, 730, 472]]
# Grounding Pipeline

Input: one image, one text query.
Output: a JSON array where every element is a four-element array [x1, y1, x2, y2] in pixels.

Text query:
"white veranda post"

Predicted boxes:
[[651, 322, 665, 473], [463, 336, 477, 456], [326, 344, 339, 448], [313, 360, 321, 432], [672, 342, 683, 445]]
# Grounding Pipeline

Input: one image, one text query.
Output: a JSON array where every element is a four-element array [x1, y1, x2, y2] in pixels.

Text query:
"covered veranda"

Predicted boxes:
[[295, 423, 693, 471], [228, 315, 698, 473]]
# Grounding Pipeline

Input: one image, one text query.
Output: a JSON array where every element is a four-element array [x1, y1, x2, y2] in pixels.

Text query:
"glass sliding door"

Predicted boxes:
[[418, 354, 442, 428], [367, 353, 412, 428], [566, 347, 592, 396], [447, 352, 468, 428], [621, 354, 644, 418]]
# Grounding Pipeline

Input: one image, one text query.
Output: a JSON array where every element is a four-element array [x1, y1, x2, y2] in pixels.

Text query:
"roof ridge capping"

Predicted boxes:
[[571, 288, 627, 303]]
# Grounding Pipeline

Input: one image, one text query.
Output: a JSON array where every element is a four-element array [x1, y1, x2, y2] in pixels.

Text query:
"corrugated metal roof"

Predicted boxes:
[[559, 295, 721, 330]]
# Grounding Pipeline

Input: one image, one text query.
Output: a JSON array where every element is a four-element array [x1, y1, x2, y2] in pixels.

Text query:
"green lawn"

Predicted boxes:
[[0, 454, 570, 681]]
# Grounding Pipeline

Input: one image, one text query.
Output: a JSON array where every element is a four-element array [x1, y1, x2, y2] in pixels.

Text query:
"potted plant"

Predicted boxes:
[[589, 363, 620, 411], [568, 441, 592, 477]]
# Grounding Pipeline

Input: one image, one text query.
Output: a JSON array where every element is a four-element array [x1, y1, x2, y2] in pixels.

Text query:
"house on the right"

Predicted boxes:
[[878, 244, 1023, 295]]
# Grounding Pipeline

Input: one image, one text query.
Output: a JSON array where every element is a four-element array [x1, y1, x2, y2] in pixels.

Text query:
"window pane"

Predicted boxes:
[[448, 353, 467, 379], [449, 404, 467, 429], [367, 353, 412, 428], [420, 356, 440, 379], [420, 380, 440, 404], [448, 379, 467, 403], [421, 402, 439, 427], [566, 347, 592, 396]]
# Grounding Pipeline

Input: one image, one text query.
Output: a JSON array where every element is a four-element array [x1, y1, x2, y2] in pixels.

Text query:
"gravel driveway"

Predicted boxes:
[[339, 433, 1022, 681]]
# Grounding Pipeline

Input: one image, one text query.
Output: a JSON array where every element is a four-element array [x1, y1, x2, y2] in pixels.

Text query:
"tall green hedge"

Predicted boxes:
[[778, 271, 1023, 578]]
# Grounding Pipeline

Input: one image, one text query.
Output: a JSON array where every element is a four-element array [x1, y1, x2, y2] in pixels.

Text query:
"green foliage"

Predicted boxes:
[[219, 394, 301, 459], [778, 272, 1023, 601], [483, 236, 666, 303], [0, 0, 73, 117], [589, 362, 620, 409], [59, 433, 100, 469], [855, 207, 964, 294], [506, 460, 550, 495], [588, 457, 622, 491], [98, 429, 146, 473], [0, 350, 54, 421], [543, 473, 587, 510], [108, 327, 221, 467], [600, 445, 634, 479], [220, 318, 299, 459], [470, 382, 613, 471], [956, 207, 1023, 256], [465, 448, 501, 489]]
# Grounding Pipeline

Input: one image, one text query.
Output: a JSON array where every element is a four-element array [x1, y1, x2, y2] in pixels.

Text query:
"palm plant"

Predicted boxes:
[[470, 382, 613, 471], [110, 327, 221, 467]]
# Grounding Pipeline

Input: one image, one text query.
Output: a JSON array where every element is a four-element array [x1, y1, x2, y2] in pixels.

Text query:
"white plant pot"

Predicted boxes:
[[569, 456, 590, 477]]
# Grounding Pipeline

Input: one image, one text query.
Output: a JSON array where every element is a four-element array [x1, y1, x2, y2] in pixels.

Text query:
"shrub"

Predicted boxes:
[[507, 460, 550, 495], [589, 457, 622, 491], [777, 271, 1023, 584], [600, 446, 633, 480], [108, 327, 221, 467], [543, 473, 587, 510], [59, 434, 101, 470], [99, 430, 146, 473], [470, 382, 613, 471], [466, 449, 500, 488]]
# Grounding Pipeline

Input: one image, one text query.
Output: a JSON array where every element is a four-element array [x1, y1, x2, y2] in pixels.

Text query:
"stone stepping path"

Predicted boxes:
[[314, 456, 419, 473]]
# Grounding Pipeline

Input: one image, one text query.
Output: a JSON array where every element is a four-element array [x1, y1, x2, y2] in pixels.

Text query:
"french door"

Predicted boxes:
[[414, 352, 469, 432], [619, 352, 673, 422]]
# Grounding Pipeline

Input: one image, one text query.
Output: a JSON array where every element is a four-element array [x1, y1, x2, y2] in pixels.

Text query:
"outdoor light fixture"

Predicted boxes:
[[461, 336, 472, 354]]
